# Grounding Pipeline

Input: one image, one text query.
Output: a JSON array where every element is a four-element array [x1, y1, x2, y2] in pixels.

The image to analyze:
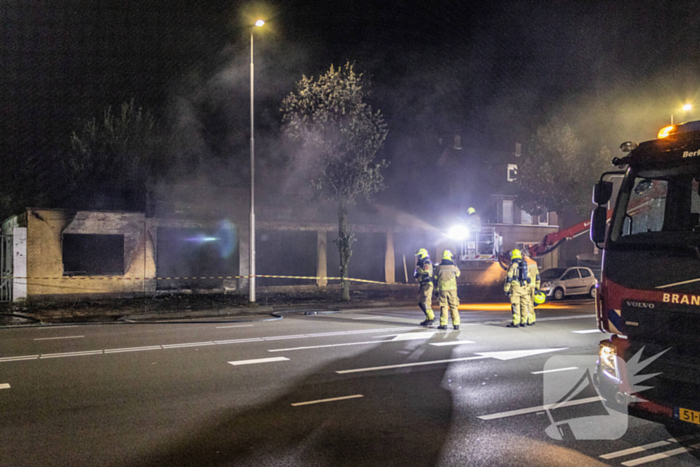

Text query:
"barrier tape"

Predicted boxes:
[[2, 274, 501, 286]]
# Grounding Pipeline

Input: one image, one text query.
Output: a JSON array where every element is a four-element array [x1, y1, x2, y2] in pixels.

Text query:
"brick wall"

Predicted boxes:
[[25, 209, 155, 298]]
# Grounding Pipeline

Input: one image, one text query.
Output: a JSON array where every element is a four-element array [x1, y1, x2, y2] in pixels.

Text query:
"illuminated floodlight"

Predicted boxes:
[[255, 19, 265, 27], [448, 225, 470, 241], [683, 104, 693, 112]]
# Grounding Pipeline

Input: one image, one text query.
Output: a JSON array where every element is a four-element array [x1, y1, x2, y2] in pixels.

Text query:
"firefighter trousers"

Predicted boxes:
[[419, 283, 434, 320], [525, 286, 537, 324], [439, 289, 460, 326], [509, 284, 529, 326]]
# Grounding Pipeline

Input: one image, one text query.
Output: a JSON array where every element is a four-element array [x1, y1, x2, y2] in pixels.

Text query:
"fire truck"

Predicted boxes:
[[591, 120, 700, 431]]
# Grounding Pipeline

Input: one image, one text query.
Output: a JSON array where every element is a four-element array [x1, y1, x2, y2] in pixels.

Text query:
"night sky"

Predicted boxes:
[[3, 0, 700, 201]]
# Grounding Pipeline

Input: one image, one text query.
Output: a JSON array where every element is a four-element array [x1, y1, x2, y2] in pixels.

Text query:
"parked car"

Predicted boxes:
[[539, 267, 598, 300]]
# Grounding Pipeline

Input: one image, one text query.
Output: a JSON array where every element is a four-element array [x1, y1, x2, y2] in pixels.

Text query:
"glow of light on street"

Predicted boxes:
[[456, 303, 575, 311], [255, 20, 265, 27], [448, 225, 470, 241]]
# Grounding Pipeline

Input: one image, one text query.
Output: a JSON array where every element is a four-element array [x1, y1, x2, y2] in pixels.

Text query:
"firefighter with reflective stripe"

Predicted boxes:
[[524, 253, 540, 326], [503, 249, 531, 328], [414, 248, 435, 326], [435, 250, 461, 330]]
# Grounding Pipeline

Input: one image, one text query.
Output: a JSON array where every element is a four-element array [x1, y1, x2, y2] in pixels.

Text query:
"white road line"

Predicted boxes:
[[391, 332, 436, 341], [477, 396, 603, 420], [215, 324, 254, 329], [336, 356, 487, 374], [531, 367, 579, 375], [292, 394, 364, 406], [537, 315, 595, 321], [0, 355, 39, 362], [40, 350, 103, 359], [162, 341, 216, 349], [430, 340, 476, 346], [572, 329, 603, 334], [600, 439, 674, 459], [104, 346, 162, 354], [0, 327, 412, 363], [214, 338, 263, 345], [34, 335, 85, 341], [228, 357, 289, 366], [622, 446, 696, 466], [351, 316, 410, 320], [268, 340, 390, 352], [0, 383, 9, 389]]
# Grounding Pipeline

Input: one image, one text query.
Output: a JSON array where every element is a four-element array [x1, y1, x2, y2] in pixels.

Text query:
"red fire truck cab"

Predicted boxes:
[[592, 121, 700, 429]]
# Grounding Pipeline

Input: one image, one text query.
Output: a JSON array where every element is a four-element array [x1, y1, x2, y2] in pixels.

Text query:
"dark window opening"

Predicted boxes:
[[63, 234, 124, 275]]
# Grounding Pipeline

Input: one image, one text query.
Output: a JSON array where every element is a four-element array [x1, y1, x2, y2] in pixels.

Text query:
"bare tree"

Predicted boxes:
[[281, 63, 389, 301]]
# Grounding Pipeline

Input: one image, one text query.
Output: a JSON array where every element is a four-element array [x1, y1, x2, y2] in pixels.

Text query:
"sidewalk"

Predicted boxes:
[[0, 285, 504, 326]]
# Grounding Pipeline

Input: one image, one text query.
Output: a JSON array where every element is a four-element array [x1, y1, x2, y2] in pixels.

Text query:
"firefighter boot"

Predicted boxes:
[[418, 304, 434, 326]]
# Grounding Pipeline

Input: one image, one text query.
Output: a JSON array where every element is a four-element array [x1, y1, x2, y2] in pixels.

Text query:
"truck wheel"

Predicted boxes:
[[553, 288, 565, 300], [589, 286, 596, 299]]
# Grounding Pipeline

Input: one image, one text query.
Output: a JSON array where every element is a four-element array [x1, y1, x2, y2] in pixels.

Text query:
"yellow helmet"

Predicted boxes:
[[415, 248, 429, 260], [467, 207, 476, 215], [533, 290, 546, 306], [511, 249, 522, 260], [442, 250, 453, 260]]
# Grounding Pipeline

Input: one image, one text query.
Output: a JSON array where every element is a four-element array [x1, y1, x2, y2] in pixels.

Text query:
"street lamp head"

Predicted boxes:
[[255, 19, 265, 27], [683, 104, 693, 111]]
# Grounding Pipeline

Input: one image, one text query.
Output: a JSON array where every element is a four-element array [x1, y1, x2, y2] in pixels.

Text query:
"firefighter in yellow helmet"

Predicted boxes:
[[524, 252, 541, 326], [414, 248, 435, 326], [434, 250, 461, 330], [503, 249, 531, 328], [466, 207, 481, 232]]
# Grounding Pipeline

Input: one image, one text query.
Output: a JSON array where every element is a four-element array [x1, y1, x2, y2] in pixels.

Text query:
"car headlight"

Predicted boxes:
[[541, 281, 551, 289], [598, 342, 620, 382]]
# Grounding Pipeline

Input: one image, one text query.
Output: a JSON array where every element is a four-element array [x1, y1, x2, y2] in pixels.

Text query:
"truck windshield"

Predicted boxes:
[[610, 167, 700, 244]]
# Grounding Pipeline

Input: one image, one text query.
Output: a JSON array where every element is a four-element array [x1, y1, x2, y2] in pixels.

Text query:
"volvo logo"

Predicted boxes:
[[625, 301, 655, 309]]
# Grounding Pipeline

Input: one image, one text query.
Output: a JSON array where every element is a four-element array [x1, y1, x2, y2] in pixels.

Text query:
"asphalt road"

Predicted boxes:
[[0, 300, 698, 466]]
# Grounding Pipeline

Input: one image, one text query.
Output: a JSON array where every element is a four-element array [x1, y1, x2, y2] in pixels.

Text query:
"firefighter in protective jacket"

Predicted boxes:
[[524, 253, 541, 326], [435, 250, 461, 330], [414, 248, 435, 326], [503, 249, 531, 328]]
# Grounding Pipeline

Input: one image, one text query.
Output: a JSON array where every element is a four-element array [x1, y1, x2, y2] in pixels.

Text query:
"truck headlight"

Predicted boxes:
[[598, 342, 620, 383]]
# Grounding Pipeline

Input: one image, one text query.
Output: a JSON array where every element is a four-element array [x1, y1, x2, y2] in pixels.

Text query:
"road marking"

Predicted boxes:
[[40, 350, 103, 359], [474, 348, 567, 361], [531, 367, 579, 375], [215, 324, 254, 329], [0, 355, 39, 362], [600, 439, 675, 459], [430, 340, 476, 346], [268, 340, 390, 352], [292, 394, 364, 406], [228, 357, 289, 366], [478, 396, 602, 420], [391, 331, 436, 341], [162, 341, 216, 349], [0, 383, 9, 389], [104, 346, 162, 354], [34, 335, 85, 341], [352, 316, 411, 320], [572, 329, 603, 334], [0, 327, 411, 363], [622, 446, 698, 466], [537, 315, 595, 321], [337, 356, 488, 374]]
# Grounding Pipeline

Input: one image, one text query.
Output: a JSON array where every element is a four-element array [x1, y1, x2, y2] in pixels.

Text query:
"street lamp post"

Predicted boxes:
[[672, 104, 693, 124], [250, 19, 264, 303]]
